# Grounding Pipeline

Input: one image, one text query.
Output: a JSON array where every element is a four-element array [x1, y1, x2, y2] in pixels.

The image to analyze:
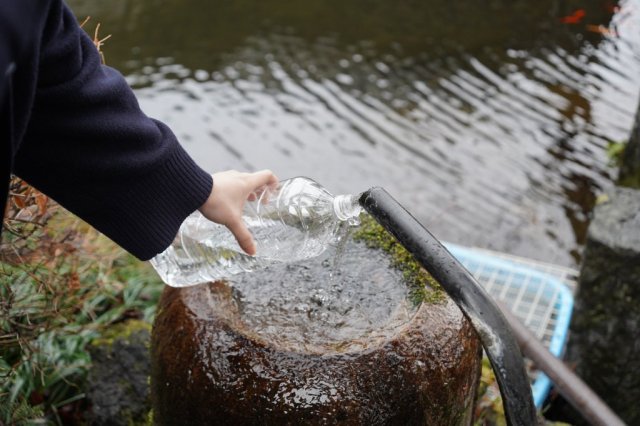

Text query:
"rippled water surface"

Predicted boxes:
[[70, 0, 640, 266]]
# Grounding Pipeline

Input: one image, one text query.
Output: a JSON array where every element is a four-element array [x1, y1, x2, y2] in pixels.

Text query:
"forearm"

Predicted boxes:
[[13, 0, 213, 260]]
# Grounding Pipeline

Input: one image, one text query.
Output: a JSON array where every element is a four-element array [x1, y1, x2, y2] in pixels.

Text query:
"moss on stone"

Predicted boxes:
[[91, 319, 151, 349], [619, 173, 640, 189], [123, 408, 153, 426], [353, 214, 445, 305]]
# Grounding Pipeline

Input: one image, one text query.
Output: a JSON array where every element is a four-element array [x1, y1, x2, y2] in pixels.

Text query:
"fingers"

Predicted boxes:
[[249, 169, 278, 190], [248, 170, 278, 205], [227, 218, 256, 256], [201, 169, 279, 256], [236, 171, 276, 253]]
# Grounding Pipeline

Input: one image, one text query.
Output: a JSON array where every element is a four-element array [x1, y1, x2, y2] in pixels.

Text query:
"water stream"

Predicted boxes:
[[226, 237, 416, 353], [68, 0, 640, 267]]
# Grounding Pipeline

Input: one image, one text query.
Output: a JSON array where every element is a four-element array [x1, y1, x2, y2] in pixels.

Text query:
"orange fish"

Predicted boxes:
[[560, 9, 586, 24]]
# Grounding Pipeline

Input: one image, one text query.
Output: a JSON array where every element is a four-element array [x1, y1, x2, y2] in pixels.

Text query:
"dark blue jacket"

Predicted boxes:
[[1, 0, 212, 260]]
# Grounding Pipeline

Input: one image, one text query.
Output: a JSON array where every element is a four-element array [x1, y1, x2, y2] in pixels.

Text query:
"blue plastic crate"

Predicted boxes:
[[443, 243, 575, 407]]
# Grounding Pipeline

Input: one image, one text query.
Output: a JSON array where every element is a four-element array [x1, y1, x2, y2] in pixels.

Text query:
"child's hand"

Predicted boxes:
[[198, 170, 279, 255]]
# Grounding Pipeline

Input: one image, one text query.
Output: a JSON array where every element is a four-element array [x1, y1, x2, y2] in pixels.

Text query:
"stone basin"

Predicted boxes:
[[151, 224, 482, 425]]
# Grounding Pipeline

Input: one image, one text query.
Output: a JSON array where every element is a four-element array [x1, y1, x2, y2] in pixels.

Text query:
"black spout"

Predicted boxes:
[[359, 187, 537, 426]]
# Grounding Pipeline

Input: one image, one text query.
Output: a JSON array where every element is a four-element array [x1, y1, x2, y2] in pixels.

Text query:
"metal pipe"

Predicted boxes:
[[496, 302, 626, 426], [359, 187, 626, 425], [359, 187, 537, 426]]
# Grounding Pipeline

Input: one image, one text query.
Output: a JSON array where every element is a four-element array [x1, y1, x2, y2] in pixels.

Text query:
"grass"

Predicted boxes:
[[0, 178, 162, 424]]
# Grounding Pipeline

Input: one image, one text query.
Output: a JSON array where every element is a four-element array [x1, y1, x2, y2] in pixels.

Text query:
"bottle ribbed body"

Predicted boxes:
[[150, 177, 362, 287]]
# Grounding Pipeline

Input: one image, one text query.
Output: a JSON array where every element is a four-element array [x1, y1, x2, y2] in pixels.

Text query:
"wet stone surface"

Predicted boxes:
[[151, 236, 482, 425], [620, 102, 640, 189], [566, 187, 640, 425], [86, 321, 151, 425]]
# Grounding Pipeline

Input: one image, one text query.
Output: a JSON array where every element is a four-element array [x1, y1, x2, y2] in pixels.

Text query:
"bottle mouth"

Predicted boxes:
[[333, 194, 363, 221]]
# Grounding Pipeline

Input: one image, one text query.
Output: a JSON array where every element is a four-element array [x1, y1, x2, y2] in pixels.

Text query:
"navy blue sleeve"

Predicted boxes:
[[13, 0, 213, 260]]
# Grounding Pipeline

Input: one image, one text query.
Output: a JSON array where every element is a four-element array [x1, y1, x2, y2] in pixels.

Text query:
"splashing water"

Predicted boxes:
[[206, 230, 419, 353]]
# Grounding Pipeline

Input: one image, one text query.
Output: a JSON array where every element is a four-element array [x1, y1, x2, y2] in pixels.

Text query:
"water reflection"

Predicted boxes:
[[69, 0, 640, 266]]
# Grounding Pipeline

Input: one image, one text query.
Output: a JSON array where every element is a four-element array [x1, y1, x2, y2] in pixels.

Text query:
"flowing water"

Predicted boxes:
[[68, 0, 640, 267], [187, 237, 418, 353]]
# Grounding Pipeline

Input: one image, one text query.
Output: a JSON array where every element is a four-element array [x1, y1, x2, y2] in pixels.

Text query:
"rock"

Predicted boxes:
[[565, 187, 640, 425], [150, 231, 482, 425], [86, 320, 152, 425], [619, 102, 640, 189]]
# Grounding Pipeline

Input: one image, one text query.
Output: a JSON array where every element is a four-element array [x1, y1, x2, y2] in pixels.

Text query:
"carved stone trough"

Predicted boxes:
[[151, 220, 482, 425]]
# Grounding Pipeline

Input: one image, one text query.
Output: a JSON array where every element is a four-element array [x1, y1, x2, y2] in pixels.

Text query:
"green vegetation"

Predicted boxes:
[[0, 178, 162, 424], [352, 214, 445, 305], [474, 357, 506, 426], [90, 319, 152, 349], [606, 140, 640, 189], [619, 172, 640, 189], [606, 140, 626, 168]]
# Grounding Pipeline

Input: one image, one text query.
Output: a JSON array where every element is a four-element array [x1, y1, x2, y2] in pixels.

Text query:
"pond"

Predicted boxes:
[[68, 0, 640, 267]]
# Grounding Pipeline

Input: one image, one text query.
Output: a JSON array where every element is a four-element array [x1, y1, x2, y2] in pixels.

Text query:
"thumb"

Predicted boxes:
[[227, 219, 256, 255]]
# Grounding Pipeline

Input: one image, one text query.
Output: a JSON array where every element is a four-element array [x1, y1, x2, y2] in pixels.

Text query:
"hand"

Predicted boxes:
[[198, 169, 279, 255]]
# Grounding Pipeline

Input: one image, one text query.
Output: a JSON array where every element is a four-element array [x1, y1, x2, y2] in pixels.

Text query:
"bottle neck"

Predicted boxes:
[[333, 194, 363, 221]]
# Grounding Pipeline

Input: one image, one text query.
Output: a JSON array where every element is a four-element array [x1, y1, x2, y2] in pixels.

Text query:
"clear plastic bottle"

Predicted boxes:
[[150, 177, 363, 287]]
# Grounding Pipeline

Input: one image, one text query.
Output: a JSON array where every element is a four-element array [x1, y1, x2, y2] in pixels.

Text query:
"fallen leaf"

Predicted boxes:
[[35, 194, 48, 216], [13, 195, 26, 209]]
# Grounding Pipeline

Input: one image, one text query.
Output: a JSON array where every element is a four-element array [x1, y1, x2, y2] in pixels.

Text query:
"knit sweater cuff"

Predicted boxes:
[[105, 145, 213, 261]]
